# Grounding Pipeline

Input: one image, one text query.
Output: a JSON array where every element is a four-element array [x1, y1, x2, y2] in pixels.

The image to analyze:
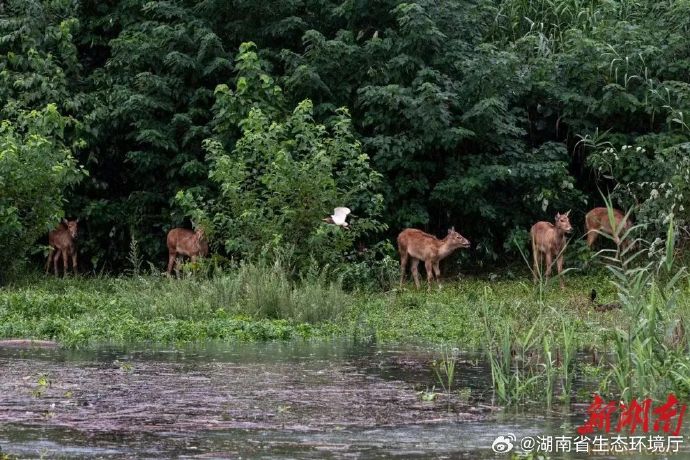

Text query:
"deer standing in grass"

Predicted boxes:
[[397, 227, 471, 289], [166, 227, 209, 275], [46, 219, 79, 276], [585, 207, 632, 249], [530, 211, 573, 288]]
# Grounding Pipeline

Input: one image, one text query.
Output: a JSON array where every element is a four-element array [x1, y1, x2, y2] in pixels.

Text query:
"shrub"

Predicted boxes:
[[0, 105, 83, 280], [179, 43, 385, 272]]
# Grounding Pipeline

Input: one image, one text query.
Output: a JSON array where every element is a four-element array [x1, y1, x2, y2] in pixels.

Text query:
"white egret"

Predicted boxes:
[[322, 207, 351, 228]]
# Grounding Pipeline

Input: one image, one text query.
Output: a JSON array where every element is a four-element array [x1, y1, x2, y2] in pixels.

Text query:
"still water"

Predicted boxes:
[[0, 341, 686, 459]]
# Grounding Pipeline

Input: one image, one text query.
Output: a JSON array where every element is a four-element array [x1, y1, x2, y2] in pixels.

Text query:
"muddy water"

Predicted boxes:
[[0, 341, 686, 459]]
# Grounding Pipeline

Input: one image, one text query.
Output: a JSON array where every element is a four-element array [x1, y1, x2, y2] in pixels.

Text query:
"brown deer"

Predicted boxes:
[[585, 207, 633, 249], [530, 211, 573, 288], [166, 227, 209, 275], [397, 227, 470, 288], [46, 219, 79, 276]]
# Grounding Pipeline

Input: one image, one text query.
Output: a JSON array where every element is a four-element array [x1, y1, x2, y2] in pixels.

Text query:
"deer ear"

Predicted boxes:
[[555, 213, 561, 219], [62, 218, 68, 225], [565, 209, 571, 217], [75, 218, 80, 223]]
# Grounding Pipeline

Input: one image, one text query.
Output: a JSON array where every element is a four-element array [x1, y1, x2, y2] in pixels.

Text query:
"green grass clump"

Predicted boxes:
[[0, 267, 623, 350], [347, 275, 617, 348], [0, 254, 673, 360], [0, 260, 348, 346]]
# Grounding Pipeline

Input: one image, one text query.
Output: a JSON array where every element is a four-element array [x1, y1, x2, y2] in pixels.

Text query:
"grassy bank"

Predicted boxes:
[[4, 258, 690, 403], [0, 266, 626, 349]]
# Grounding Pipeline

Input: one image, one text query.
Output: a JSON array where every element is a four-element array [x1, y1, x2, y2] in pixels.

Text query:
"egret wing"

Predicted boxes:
[[332, 207, 351, 225]]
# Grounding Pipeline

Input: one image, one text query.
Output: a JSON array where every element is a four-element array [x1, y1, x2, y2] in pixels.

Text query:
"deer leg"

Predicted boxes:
[[544, 252, 553, 281], [586, 230, 597, 248], [167, 252, 176, 276], [432, 261, 441, 286], [71, 249, 78, 276], [532, 250, 540, 284], [175, 257, 182, 278], [189, 256, 198, 274], [46, 248, 55, 274], [53, 250, 61, 276], [411, 259, 421, 289], [399, 253, 409, 287], [61, 249, 69, 277], [557, 254, 565, 289], [424, 260, 434, 289]]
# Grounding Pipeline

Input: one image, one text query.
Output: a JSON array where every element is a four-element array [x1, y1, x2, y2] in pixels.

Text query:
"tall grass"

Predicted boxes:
[[131, 259, 349, 323], [491, 0, 647, 52], [484, 317, 546, 406], [560, 318, 576, 401], [483, 314, 580, 406], [0, 259, 351, 346], [601, 211, 690, 401], [542, 333, 556, 408], [1, 265, 618, 348]]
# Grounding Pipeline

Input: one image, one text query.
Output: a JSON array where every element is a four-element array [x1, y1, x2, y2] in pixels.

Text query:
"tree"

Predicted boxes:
[[179, 43, 385, 270], [71, 0, 233, 269]]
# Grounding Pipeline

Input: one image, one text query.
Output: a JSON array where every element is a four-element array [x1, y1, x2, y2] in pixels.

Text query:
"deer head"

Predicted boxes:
[[62, 218, 79, 239], [554, 211, 573, 234], [446, 226, 471, 249]]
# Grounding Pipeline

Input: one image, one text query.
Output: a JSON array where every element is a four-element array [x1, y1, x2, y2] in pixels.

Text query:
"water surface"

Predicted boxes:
[[0, 341, 686, 459]]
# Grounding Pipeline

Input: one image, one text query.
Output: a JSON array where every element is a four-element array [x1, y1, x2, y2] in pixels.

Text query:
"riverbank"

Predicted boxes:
[[0, 270, 626, 349]]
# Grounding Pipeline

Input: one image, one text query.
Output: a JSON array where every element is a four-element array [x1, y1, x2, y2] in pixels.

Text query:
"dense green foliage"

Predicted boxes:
[[3, 0, 690, 271], [178, 43, 385, 269], [0, 106, 83, 279], [0, 0, 85, 277]]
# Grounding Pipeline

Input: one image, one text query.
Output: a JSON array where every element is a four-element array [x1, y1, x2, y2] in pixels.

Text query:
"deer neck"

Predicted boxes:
[[438, 238, 457, 259], [553, 227, 567, 246]]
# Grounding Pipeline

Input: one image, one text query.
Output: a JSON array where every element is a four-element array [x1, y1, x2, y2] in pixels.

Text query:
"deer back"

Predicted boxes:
[[398, 229, 440, 259], [531, 221, 563, 255], [398, 228, 469, 261], [586, 207, 631, 235], [167, 228, 207, 257], [48, 221, 77, 250]]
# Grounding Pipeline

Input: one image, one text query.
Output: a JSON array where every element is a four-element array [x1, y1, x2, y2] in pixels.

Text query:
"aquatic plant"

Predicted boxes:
[[542, 334, 555, 408], [417, 386, 437, 402], [560, 318, 577, 402], [432, 347, 458, 411], [31, 373, 51, 398], [484, 319, 544, 406]]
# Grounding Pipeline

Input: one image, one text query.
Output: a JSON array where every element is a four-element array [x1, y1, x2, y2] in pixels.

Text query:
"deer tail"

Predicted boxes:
[[530, 228, 536, 254], [530, 227, 539, 268]]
